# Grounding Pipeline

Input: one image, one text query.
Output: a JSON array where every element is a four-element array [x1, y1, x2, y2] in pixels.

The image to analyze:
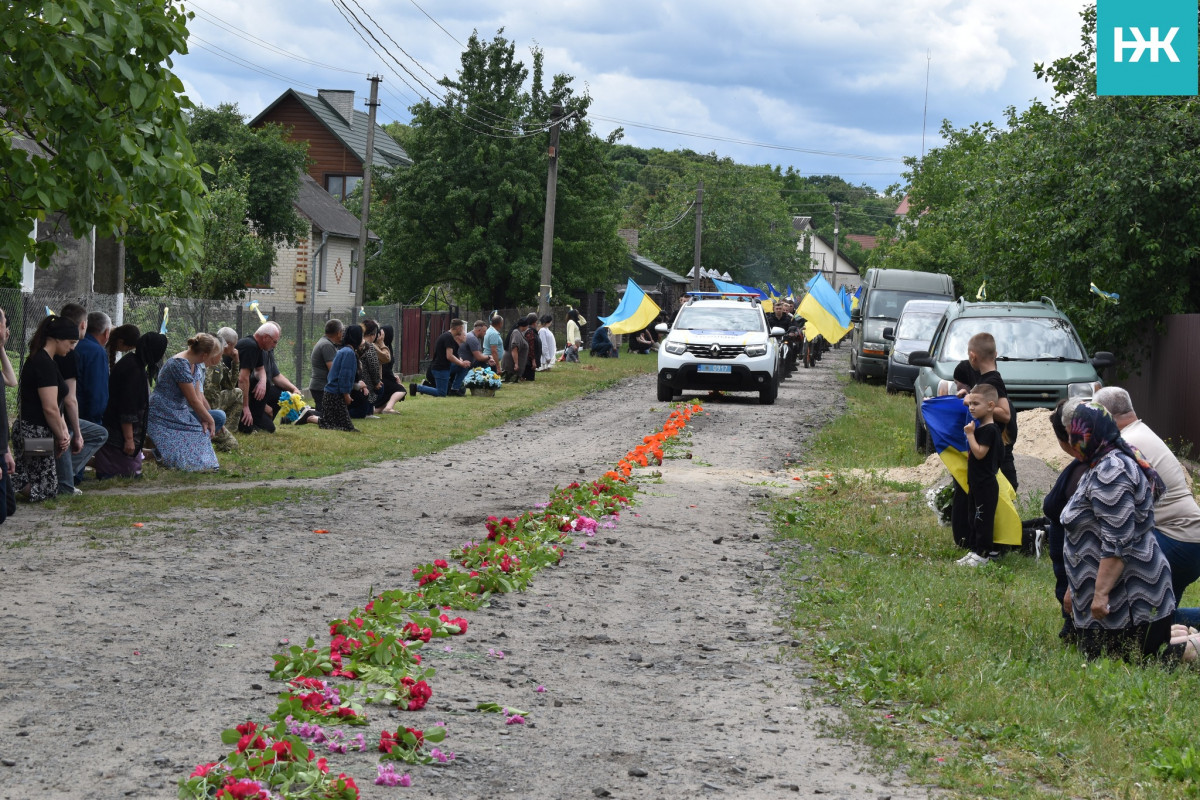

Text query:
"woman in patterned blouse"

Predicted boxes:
[[1059, 399, 1190, 662]]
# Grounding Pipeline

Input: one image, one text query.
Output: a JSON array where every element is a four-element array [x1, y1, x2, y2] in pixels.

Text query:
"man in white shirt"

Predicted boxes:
[[536, 314, 556, 370], [1094, 386, 1200, 626]]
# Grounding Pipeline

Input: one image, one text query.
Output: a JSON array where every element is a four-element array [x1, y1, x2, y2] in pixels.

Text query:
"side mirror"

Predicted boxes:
[[654, 323, 669, 335], [769, 327, 785, 338], [1091, 351, 1115, 370], [850, 310, 862, 323], [882, 326, 895, 341], [909, 350, 934, 368]]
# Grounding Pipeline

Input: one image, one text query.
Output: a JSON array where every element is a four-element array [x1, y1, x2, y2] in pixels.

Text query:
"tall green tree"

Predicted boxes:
[[371, 31, 625, 308], [630, 152, 800, 288], [882, 5, 1200, 353], [0, 0, 207, 281]]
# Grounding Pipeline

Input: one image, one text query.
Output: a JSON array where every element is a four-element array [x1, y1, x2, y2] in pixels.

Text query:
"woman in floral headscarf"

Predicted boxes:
[[1059, 398, 1194, 662]]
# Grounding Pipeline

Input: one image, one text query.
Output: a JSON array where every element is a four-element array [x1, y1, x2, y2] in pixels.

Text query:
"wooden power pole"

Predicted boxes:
[[538, 104, 566, 317], [691, 180, 704, 291], [354, 75, 381, 310]]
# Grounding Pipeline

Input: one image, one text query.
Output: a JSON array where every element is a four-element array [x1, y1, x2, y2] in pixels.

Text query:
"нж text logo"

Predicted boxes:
[[1114, 27, 1180, 63], [1097, 0, 1197, 95]]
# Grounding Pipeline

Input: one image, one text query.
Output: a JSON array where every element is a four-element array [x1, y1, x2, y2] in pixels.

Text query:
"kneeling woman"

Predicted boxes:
[[1060, 399, 1184, 662], [146, 334, 223, 471], [320, 325, 368, 432], [95, 330, 166, 478]]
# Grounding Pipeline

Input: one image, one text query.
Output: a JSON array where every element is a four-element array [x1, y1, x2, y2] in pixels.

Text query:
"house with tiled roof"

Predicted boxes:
[[793, 216, 860, 292], [250, 89, 412, 201], [244, 173, 379, 312]]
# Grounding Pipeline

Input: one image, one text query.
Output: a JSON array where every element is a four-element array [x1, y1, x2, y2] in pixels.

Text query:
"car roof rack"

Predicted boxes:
[[684, 291, 761, 305]]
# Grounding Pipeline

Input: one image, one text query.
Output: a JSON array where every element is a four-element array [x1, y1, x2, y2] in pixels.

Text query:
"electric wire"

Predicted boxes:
[[643, 200, 695, 232], [189, 2, 362, 74], [407, 0, 463, 47]]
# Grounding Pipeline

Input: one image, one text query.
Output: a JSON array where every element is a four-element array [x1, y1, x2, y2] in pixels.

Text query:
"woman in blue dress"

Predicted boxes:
[[147, 333, 223, 471]]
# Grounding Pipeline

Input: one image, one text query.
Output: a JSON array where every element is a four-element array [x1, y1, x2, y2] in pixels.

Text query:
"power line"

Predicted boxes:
[[407, 0, 463, 47], [190, 37, 323, 91], [189, 2, 361, 75], [592, 113, 903, 163]]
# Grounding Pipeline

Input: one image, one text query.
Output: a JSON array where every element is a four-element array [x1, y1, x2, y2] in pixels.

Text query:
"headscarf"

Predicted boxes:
[[1062, 398, 1165, 500], [342, 324, 363, 351], [136, 332, 169, 387]]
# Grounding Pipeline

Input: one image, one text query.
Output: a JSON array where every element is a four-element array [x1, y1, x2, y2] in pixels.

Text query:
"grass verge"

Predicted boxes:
[[775, 382, 1200, 799]]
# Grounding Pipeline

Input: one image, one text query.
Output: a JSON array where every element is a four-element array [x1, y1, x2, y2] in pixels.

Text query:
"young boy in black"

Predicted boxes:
[[957, 382, 1004, 567]]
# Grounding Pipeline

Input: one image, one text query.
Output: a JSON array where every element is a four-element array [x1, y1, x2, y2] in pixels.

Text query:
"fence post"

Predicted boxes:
[[295, 305, 305, 391], [236, 305, 243, 338]]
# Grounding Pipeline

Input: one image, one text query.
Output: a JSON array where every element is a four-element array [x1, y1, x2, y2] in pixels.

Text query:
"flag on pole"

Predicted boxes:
[[44, 305, 55, 317], [160, 306, 170, 335], [797, 274, 852, 343], [246, 300, 268, 324], [976, 281, 987, 301], [598, 279, 663, 335], [920, 395, 1021, 547]]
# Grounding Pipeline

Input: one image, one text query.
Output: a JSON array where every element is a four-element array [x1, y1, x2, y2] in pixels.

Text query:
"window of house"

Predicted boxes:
[[325, 174, 363, 201], [318, 247, 327, 292]]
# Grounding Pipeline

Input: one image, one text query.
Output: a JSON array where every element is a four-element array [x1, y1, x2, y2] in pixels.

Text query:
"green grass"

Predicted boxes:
[[776, 382, 1200, 799], [807, 376, 927, 469]]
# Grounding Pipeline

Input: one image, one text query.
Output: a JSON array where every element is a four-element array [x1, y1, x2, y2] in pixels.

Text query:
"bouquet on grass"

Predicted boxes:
[[461, 367, 502, 389]]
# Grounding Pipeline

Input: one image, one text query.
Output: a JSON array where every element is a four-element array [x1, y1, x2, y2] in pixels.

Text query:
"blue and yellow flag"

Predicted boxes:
[[786, 285, 795, 303], [1090, 282, 1119, 304], [711, 278, 772, 310], [599, 278, 662, 335], [798, 274, 852, 343], [766, 282, 781, 300], [851, 285, 863, 314], [921, 395, 1021, 547], [160, 306, 169, 335]]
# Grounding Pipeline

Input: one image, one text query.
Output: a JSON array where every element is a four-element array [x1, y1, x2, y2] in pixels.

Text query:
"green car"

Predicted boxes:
[[909, 298, 1115, 452]]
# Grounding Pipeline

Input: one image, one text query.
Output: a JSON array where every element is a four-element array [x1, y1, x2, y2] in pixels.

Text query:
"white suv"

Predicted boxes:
[[655, 294, 784, 404]]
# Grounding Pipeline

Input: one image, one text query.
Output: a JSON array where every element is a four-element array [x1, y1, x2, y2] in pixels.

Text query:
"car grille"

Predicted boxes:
[[1007, 387, 1065, 407], [685, 344, 744, 359]]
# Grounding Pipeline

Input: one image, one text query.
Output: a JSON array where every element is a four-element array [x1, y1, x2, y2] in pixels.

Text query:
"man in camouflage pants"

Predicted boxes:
[[205, 327, 243, 452]]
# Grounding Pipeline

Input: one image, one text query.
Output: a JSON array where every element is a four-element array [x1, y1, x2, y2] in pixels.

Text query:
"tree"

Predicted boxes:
[[370, 31, 625, 308], [187, 104, 309, 250], [0, 0, 207, 281], [629, 152, 801, 289], [881, 5, 1200, 354]]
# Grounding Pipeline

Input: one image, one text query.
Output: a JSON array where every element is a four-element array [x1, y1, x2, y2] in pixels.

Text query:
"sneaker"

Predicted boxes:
[[366, 414, 381, 420], [956, 552, 989, 567]]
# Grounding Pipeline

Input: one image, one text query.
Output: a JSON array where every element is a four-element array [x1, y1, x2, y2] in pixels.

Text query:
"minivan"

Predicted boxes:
[[850, 268, 955, 382]]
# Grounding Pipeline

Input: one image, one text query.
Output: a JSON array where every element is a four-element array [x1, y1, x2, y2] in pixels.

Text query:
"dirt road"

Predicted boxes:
[[0, 350, 926, 799]]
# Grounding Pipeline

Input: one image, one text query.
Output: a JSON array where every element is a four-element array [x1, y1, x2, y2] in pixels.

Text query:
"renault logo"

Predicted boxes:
[[709, 344, 721, 358]]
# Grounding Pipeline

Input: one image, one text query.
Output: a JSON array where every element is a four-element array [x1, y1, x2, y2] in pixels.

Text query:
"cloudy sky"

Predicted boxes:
[[173, 0, 1091, 192]]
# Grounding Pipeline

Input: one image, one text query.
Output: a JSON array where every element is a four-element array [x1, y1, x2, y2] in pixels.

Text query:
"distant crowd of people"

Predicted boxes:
[[0, 304, 600, 508]]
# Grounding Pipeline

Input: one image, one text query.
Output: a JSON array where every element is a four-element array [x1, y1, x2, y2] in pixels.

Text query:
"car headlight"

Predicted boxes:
[[892, 351, 909, 365], [1068, 381, 1102, 398], [744, 343, 767, 357], [862, 342, 887, 357], [664, 341, 687, 355]]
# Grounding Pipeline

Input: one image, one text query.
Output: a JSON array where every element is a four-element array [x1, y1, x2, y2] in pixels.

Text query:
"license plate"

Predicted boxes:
[[697, 364, 731, 374]]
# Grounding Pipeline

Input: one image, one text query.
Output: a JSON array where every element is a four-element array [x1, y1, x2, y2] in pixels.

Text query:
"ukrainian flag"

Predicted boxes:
[[711, 278, 773, 311], [797, 274, 852, 343], [598, 278, 662, 335], [920, 395, 1021, 547], [851, 285, 862, 314], [786, 285, 796, 303]]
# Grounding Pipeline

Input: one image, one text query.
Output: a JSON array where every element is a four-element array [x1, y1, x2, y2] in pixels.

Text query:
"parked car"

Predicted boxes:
[[656, 293, 784, 404], [850, 267, 955, 382], [883, 298, 951, 393], [910, 297, 1114, 452]]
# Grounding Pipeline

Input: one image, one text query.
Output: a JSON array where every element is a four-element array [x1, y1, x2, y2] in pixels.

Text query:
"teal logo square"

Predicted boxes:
[[1097, 0, 1198, 95]]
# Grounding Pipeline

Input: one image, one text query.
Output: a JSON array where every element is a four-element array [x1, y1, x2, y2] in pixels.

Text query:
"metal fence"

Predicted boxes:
[[0, 288, 596, 390]]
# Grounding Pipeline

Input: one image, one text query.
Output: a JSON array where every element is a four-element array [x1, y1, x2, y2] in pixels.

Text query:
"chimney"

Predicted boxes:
[[318, 90, 356, 126], [618, 228, 638, 254]]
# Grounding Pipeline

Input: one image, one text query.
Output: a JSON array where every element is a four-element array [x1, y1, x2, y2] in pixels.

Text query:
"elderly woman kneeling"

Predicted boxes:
[[1059, 399, 1196, 663]]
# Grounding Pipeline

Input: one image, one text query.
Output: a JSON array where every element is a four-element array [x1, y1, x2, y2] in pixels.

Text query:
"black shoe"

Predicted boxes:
[[409, 382, 418, 397]]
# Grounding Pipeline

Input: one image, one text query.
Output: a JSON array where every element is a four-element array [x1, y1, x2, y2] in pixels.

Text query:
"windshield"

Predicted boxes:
[[674, 306, 765, 332], [895, 312, 943, 342], [866, 290, 944, 320], [939, 316, 1086, 362]]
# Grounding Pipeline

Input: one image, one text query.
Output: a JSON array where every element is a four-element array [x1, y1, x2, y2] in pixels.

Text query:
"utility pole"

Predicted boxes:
[[691, 180, 704, 291], [354, 75, 381, 310], [830, 201, 841, 290], [538, 104, 565, 317]]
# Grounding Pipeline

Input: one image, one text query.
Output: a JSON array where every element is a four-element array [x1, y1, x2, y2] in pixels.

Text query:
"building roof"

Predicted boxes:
[[845, 234, 879, 251], [250, 89, 412, 170], [295, 173, 379, 241], [630, 253, 690, 285], [792, 215, 813, 232]]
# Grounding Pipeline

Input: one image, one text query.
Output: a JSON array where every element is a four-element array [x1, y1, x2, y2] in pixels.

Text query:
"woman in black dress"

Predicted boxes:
[[12, 315, 78, 501]]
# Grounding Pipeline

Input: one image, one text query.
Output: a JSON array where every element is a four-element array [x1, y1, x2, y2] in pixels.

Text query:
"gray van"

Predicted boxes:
[[850, 268, 954, 381]]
